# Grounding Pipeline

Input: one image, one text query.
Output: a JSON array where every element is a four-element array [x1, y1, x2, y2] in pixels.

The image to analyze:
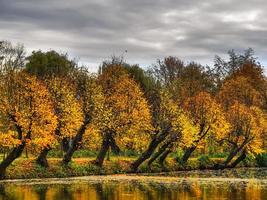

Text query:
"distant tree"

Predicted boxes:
[[211, 48, 260, 88], [149, 56, 185, 86], [0, 40, 25, 72], [218, 76, 263, 109], [25, 50, 76, 78], [175, 62, 215, 102]]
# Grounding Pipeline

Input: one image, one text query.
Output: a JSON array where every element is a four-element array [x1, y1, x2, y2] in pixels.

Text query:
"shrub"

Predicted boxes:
[[242, 154, 256, 167], [209, 152, 227, 158], [198, 155, 213, 169], [256, 153, 267, 167]]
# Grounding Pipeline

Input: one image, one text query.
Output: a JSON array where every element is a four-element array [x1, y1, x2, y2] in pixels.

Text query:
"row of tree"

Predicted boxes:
[[0, 41, 266, 178]]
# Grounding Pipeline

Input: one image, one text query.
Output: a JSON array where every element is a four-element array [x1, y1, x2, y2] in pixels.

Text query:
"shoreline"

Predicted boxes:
[[1, 168, 267, 185]]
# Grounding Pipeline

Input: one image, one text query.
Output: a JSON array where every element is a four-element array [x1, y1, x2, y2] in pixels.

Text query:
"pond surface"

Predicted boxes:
[[0, 172, 266, 200]]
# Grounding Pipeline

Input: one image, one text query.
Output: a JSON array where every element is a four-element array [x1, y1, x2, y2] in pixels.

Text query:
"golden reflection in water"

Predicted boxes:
[[0, 180, 266, 200]]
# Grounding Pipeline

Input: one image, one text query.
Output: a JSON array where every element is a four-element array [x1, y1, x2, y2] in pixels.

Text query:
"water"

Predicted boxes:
[[0, 175, 266, 200]]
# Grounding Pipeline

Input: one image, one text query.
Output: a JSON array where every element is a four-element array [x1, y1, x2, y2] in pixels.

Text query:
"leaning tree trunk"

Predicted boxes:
[[181, 145, 197, 164], [221, 147, 239, 168], [0, 120, 30, 179], [36, 127, 61, 167], [110, 136, 120, 155], [0, 142, 25, 179], [36, 146, 52, 168], [220, 139, 249, 169], [158, 149, 172, 167], [94, 134, 111, 167], [147, 141, 172, 166], [131, 130, 169, 172], [229, 150, 247, 168], [62, 117, 90, 165], [180, 127, 210, 164]]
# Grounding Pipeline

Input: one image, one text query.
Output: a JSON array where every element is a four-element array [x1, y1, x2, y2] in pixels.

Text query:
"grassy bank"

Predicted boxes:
[[4, 154, 266, 179]]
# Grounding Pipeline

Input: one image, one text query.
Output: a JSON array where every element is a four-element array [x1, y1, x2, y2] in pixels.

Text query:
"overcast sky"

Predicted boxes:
[[1, 0, 267, 72]]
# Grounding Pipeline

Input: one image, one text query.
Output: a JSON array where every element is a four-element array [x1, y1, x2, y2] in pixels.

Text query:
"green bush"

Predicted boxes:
[[198, 155, 213, 169], [256, 153, 267, 167], [242, 154, 256, 167], [209, 152, 227, 158]]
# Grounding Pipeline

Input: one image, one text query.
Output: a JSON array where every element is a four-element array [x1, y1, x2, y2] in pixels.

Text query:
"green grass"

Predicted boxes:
[[0, 151, 263, 179]]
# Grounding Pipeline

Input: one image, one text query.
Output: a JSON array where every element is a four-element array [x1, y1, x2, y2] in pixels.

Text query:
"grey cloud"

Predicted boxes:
[[0, 0, 266, 71]]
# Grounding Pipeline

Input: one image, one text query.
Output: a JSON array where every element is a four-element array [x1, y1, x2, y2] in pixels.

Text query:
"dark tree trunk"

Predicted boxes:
[[0, 118, 29, 179], [180, 126, 210, 164], [94, 134, 110, 167], [181, 146, 197, 164], [159, 149, 172, 166], [62, 138, 70, 153], [147, 142, 172, 166], [131, 130, 169, 172], [0, 142, 25, 179], [36, 127, 61, 167], [229, 150, 246, 168], [62, 116, 90, 165], [221, 139, 249, 168], [36, 146, 52, 168], [222, 148, 239, 167], [110, 136, 120, 155]]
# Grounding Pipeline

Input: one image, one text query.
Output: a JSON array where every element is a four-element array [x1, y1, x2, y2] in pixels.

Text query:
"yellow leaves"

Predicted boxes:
[[47, 78, 83, 140], [177, 113, 199, 147], [94, 65, 152, 150], [225, 101, 266, 154], [154, 90, 199, 148], [0, 130, 20, 147], [183, 91, 229, 141], [219, 76, 263, 108], [0, 72, 57, 149]]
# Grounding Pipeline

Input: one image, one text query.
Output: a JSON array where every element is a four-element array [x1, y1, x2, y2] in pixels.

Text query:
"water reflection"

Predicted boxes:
[[0, 179, 266, 200]]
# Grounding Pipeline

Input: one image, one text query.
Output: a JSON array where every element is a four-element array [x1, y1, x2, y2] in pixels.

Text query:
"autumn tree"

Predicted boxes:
[[36, 78, 83, 167], [0, 72, 57, 178], [62, 68, 104, 164], [131, 90, 197, 171], [146, 104, 197, 167], [174, 62, 214, 102], [181, 92, 229, 164], [150, 56, 185, 86], [150, 57, 214, 101], [217, 102, 266, 169], [93, 64, 152, 167], [24, 49, 94, 165], [216, 65, 266, 168], [218, 76, 263, 109], [230, 62, 267, 110], [211, 48, 258, 88]]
